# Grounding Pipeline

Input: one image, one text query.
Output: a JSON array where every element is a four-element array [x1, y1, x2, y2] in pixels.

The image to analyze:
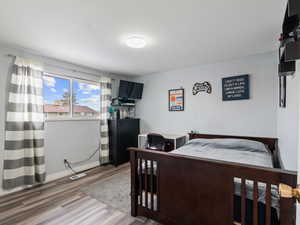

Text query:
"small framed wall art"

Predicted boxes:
[[169, 88, 184, 111]]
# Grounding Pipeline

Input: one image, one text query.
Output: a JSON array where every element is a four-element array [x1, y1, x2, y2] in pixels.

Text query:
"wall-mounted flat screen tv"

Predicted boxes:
[[118, 80, 144, 99]]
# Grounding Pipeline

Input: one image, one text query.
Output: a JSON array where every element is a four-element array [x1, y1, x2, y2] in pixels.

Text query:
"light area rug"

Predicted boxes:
[[81, 168, 160, 225], [81, 168, 132, 214]]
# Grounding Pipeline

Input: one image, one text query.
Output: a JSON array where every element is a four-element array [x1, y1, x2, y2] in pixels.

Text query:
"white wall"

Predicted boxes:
[[134, 52, 278, 139], [1, 42, 298, 196], [277, 66, 300, 171], [0, 43, 130, 195]]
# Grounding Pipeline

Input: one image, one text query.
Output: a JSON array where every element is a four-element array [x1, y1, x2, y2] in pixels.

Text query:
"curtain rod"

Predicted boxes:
[[6, 54, 116, 81]]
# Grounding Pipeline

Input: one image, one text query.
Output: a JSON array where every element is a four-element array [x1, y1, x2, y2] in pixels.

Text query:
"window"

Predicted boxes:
[[43, 75, 71, 119], [73, 80, 100, 118], [43, 73, 100, 120]]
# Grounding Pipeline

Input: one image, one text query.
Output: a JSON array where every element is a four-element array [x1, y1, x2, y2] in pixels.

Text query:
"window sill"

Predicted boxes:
[[45, 117, 100, 122]]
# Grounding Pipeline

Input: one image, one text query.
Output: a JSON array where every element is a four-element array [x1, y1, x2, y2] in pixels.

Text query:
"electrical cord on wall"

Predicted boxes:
[[64, 143, 101, 175], [64, 159, 78, 175]]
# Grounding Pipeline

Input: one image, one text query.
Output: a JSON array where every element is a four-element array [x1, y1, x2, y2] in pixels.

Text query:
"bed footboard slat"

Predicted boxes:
[[145, 160, 148, 209], [265, 183, 271, 225], [253, 181, 258, 225], [138, 158, 142, 206], [241, 178, 246, 225], [130, 151, 138, 217], [230, 178, 235, 225], [150, 160, 154, 211], [156, 160, 160, 212]]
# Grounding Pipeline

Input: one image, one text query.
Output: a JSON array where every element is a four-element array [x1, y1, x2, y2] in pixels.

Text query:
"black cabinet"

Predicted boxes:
[[108, 119, 140, 166]]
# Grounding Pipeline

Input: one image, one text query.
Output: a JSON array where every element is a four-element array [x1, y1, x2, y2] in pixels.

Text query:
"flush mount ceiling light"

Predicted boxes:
[[125, 36, 147, 48]]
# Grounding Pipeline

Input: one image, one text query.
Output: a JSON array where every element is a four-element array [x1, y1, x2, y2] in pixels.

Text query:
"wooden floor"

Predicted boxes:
[[0, 164, 157, 225]]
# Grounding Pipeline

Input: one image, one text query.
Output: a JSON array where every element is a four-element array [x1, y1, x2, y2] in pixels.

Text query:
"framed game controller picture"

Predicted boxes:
[[192, 82, 212, 95], [169, 88, 184, 111]]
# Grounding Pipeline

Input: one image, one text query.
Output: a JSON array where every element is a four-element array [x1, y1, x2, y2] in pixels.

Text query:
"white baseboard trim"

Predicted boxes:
[[0, 186, 24, 197], [0, 161, 100, 197]]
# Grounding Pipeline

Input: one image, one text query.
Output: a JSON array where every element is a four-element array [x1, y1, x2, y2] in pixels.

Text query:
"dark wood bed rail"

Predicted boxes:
[[128, 146, 297, 225]]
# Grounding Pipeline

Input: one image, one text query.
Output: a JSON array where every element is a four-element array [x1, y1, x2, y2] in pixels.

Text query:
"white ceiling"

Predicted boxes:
[[0, 0, 286, 76]]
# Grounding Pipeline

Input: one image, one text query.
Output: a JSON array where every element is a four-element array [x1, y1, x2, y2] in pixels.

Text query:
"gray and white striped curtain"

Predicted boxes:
[[3, 57, 46, 190], [99, 77, 112, 164]]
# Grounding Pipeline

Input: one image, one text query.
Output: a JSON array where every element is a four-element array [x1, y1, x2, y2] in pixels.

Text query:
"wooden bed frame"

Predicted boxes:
[[128, 133, 297, 225]]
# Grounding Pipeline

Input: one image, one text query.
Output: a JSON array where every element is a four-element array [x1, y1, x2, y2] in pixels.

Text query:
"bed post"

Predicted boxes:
[[279, 174, 298, 225], [130, 150, 138, 217]]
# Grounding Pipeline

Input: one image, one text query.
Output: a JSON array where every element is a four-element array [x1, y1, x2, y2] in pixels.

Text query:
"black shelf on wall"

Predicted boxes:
[[278, 0, 300, 108], [277, 0, 300, 108], [279, 0, 300, 75]]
